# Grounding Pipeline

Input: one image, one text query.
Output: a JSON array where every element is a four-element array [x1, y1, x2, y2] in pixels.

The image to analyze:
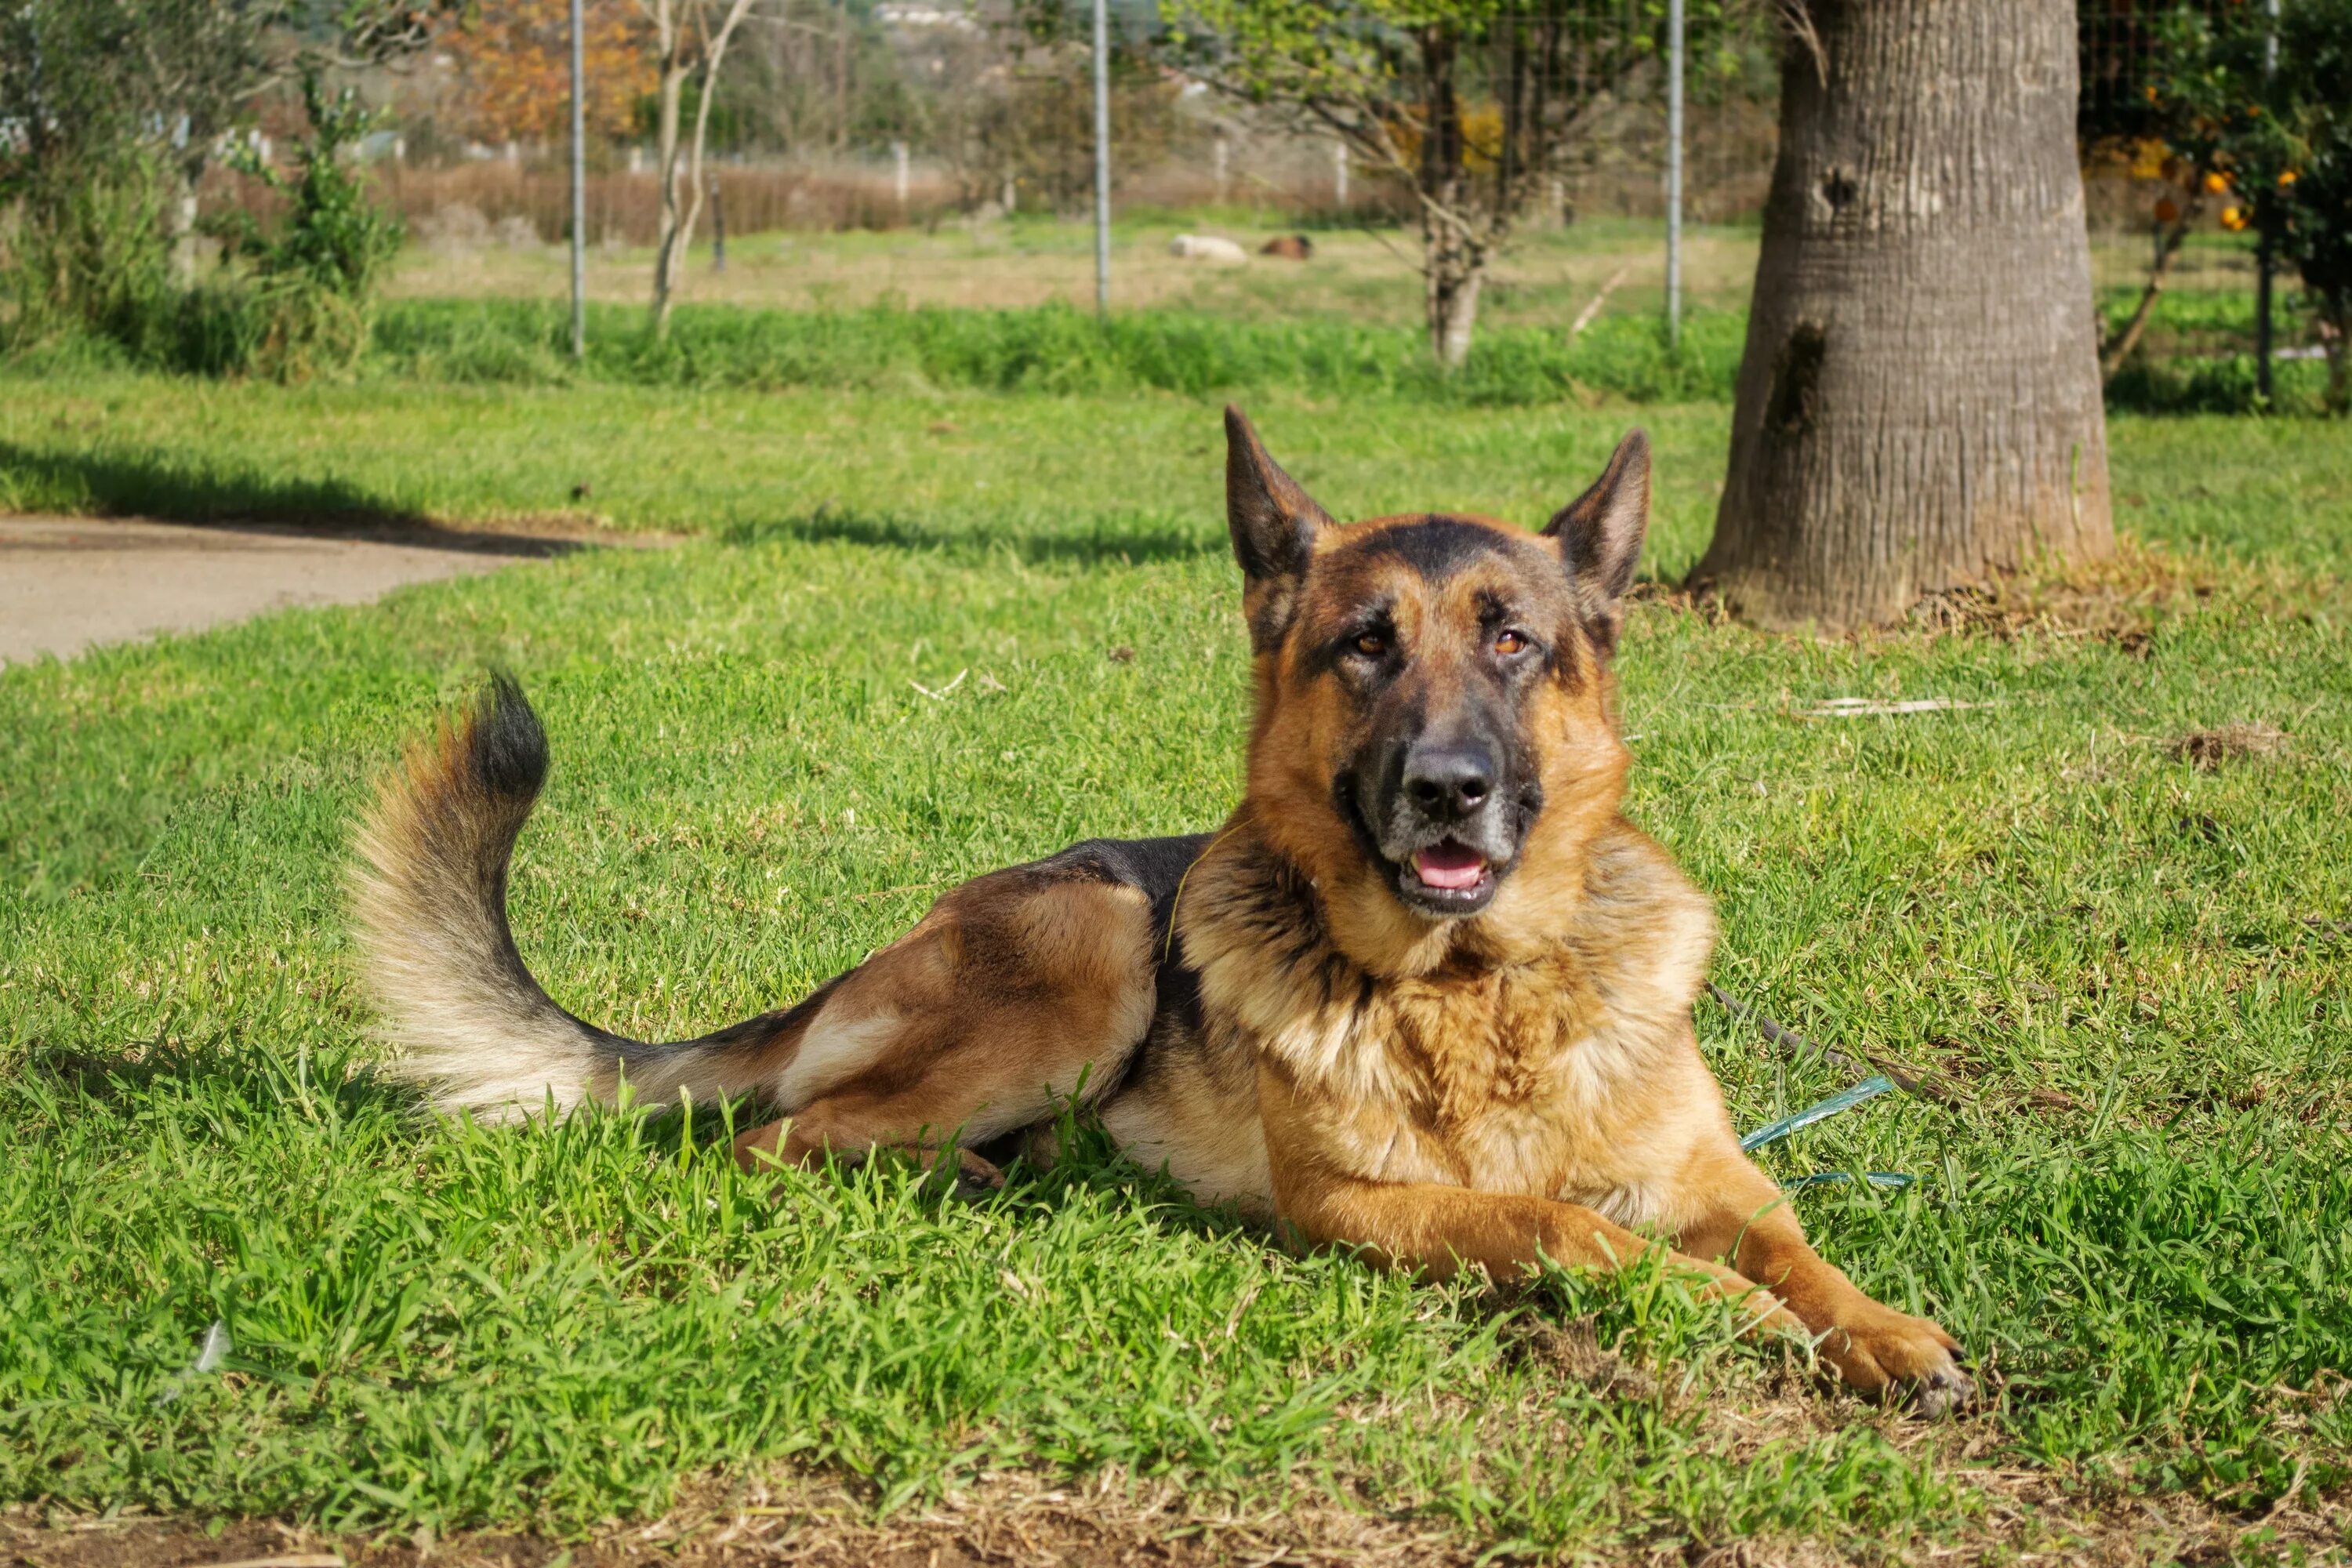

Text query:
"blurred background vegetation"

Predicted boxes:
[[0, 0, 2343, 410]]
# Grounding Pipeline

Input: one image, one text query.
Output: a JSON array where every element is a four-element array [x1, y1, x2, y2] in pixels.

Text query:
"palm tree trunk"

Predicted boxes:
[[1697, 0, 2113, 631]]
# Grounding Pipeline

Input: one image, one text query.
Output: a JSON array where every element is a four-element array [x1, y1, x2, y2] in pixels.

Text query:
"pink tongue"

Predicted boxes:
[[1412, 844, 1488, 891]]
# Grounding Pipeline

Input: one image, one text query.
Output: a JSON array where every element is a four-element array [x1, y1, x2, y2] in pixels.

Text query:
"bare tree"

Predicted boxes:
[[1172, 2, 1652, 368], [1696, 0, 2114, 630], [645, 0, 758, 336]]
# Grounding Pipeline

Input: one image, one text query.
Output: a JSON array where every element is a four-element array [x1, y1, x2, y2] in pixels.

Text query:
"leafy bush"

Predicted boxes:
[[2138, 0, 2352, 412], [2, 70, 401, 380], [0, 157, 175, 359], [211, 76, 406, 381]]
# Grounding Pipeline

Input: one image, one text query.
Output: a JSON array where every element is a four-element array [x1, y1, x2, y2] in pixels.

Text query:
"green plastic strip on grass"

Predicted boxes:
[[1784, 1171, 1917, 1192], [1739, 1074, 1897, 1153]]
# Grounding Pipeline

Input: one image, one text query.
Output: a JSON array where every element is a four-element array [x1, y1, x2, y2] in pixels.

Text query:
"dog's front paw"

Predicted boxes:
[[1819, 1307, 1975, 1417]]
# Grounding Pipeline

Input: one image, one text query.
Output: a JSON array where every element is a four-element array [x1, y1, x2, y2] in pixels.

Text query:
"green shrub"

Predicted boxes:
[[0, 157, 175, 359], [212, 75, 405, 381]]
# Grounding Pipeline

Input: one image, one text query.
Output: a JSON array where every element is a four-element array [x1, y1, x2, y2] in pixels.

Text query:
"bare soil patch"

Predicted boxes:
[[10, 1430, 2343, 1568]]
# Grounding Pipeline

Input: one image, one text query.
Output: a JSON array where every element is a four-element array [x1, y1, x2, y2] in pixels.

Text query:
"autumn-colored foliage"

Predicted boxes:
[[445, 0, 654, 143]]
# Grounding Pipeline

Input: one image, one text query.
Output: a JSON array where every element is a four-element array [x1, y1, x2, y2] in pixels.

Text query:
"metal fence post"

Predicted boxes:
[[568, 0, 586, 362], [1665, 0, 1684, 347], [2256, 0, 2279, 401], [1092, 0, 1112, 321]]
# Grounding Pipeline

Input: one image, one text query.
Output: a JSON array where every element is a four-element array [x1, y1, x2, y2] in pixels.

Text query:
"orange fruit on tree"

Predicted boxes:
[[2203, 169, 2233, 194], [2221, 205, 2250, 231], [2280, 170, 2299, 187]]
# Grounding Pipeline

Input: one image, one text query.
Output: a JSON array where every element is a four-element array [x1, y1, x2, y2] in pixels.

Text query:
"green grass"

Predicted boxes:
[[16, 294, 1749, 407], [2, 370, 2350, 1559], [16, 278, 2338, 415], [13, 198, 2334, 417]]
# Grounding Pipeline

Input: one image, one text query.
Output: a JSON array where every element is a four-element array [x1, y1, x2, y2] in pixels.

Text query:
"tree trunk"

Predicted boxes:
[[165, 154, 205, 290], [648, 1, 688, 336], [1425, 235, 1483, 368], [1696, 0, 2113, 632], [2103, 194, 2201, 381], [2322, 305, 2348, 417], [1417, 22, 1488, 372], [650, 0, 754, 339]]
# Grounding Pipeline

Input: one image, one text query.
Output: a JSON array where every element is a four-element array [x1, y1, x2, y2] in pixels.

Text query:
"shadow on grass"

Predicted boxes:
[[27, 1033, 1261, 1251], [719, 503, 1218, 568], [648, 1083, 1274, 1249], [0, 441, 600, 559], [2, 439, 434, 529], [21, 1033, 436, 1131], [5, 440, 1214, 566]]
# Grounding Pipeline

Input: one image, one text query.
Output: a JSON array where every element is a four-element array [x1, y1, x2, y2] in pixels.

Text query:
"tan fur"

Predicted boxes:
[[731, 872, 1155, 1174], [354, 714, 610, 1120], [354, 414, 1969, 1414]]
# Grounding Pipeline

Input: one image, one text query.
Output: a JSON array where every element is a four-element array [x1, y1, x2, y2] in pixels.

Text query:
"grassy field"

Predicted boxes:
[[3, 343, 2350, 1561], [385, 212, 2283, 333], [20, 212, 2331, 413], [388, 214, 1771, 325]]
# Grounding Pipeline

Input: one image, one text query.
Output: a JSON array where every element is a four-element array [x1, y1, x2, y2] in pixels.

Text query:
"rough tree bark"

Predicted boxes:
[[1695, 0, 2114, 632]]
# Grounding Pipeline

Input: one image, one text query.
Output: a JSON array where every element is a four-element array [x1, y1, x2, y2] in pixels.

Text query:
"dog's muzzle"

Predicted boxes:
[[1363, 735, 1533, 916]]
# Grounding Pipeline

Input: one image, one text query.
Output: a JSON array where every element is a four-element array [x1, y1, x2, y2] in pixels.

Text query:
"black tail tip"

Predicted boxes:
[[470, 670, 550, 801]]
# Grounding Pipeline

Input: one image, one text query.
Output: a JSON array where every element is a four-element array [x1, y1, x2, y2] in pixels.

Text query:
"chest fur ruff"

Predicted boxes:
[[1181, 819, 1720, 1226]]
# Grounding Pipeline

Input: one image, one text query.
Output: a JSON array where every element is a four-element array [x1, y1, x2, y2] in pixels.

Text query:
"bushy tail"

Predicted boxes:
[[353, 675, 789, 1122]]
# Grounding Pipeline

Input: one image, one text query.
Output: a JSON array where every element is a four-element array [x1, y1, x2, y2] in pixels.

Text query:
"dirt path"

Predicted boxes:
[[0, 516, 597, 667]]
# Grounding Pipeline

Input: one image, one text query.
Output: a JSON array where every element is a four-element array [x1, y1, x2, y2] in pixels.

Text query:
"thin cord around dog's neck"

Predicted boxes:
[[1163, 811, 1254, 966]]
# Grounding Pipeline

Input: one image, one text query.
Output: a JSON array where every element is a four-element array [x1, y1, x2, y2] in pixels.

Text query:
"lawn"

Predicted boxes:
[[2, 352, 2349, 1562]]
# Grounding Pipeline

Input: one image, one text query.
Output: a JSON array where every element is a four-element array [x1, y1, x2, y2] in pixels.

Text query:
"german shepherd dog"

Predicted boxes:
[[356, 410, 1973, 1414]]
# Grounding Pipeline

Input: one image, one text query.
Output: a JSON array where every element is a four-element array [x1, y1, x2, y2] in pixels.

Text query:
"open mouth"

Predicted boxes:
[[1398, 839, 1497, 913]]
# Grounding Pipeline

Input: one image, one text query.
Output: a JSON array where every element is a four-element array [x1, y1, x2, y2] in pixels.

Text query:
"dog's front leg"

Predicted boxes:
[[1672, 1146, 1975, 1414], [1269, 1164, 1802, 1342], [1256, 1069, 1799, 1335]]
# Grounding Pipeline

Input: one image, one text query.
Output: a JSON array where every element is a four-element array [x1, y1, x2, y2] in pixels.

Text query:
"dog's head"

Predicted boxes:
[[1223, 408, 1648, 959]]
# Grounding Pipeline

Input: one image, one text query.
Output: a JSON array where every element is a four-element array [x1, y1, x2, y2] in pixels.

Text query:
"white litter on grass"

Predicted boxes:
[[154, 1319, 231, 1406], [1797, 696, 1995, 718], [909, 669, 968, 701]]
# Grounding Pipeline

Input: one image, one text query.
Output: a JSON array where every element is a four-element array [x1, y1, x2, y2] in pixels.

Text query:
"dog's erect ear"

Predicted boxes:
[[1225, 405, 1332, 587], [1541, 430, 1650, 655]]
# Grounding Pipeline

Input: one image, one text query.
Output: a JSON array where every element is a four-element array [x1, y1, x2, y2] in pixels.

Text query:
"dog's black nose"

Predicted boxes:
[[1403, 742, 1494, 819]]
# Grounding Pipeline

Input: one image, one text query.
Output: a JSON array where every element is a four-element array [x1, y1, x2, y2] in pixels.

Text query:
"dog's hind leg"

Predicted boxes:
[[730, 863, 1158, 1183]]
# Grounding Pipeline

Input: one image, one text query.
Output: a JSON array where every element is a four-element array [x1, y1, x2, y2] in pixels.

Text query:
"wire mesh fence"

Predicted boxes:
[[357, 1, 1784, 238], [298, 0, 2271, 339]]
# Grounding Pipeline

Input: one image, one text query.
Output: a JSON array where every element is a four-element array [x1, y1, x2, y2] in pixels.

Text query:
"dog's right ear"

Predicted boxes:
[[1225, 406, 1332, 649]]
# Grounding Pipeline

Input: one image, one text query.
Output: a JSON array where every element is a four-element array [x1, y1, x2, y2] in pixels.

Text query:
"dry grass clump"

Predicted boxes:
[[2171, 721, 2290, 768]]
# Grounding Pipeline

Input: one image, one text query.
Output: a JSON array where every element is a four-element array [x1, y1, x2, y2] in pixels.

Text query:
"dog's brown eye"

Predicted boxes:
[[1495, 629, 1529, 656], [1353, 631, 1388, 659]]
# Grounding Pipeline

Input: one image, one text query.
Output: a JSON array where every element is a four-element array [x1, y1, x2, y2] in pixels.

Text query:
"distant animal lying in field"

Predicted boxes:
[[1167, 233, 1248, 265], [356, 409, 1976, 1418], [1260, 234, 1314, 260]]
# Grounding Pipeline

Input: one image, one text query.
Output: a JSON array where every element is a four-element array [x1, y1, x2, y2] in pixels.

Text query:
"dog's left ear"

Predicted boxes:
[[1541, 430, 1650, 656]]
